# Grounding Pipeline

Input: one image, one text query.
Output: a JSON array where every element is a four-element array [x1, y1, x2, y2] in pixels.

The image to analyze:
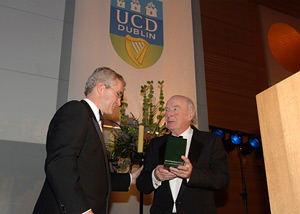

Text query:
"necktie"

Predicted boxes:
[[99, 109, 104, 127]]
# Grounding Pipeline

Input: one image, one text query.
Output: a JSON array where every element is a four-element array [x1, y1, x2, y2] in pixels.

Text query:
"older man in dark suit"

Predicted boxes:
[[33, 67, 142, 214], [136, 95, 230, 214]]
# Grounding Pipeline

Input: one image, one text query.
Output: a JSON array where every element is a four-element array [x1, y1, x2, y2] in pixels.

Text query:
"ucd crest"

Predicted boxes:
[[110, 0, 163, 69]]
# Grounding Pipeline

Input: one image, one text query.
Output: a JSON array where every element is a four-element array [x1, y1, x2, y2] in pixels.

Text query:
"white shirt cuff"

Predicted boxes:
[[152, 169, 162, 189], [129, 173, 132, 189], [82, 209, 92, 214]]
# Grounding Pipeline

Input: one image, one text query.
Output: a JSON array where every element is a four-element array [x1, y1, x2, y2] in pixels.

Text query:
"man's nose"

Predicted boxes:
[[166, 110, 173, 117], [117, 98, 121, 107]]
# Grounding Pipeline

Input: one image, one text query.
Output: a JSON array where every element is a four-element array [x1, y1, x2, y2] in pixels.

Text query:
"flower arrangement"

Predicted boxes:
[[108, 80, 167, 164]]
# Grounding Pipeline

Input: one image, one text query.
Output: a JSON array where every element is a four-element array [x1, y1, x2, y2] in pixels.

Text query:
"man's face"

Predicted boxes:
[[100, 79, 124, 115], [165, 96, 193, 136]]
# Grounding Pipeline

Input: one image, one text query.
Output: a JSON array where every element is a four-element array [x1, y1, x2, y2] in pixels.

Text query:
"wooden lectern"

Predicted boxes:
[[256, 71, 300, 214]]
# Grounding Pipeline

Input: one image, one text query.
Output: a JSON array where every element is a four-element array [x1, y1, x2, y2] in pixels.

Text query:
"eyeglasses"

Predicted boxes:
[[106, 86, 123, 100]]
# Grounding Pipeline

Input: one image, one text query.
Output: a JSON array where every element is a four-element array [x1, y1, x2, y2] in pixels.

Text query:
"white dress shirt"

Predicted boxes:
[[83, 98, 103, 130]]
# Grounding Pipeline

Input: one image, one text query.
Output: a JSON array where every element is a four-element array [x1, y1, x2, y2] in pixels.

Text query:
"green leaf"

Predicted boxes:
[[111, 79, 166, 160]]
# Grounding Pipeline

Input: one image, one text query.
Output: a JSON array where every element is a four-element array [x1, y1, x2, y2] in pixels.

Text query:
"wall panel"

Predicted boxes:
[[199, 0, 270, 213]]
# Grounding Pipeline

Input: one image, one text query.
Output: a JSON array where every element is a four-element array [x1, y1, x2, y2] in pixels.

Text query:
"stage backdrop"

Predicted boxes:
[[68, 0, 197, 213], [68, 0, 197, 119]]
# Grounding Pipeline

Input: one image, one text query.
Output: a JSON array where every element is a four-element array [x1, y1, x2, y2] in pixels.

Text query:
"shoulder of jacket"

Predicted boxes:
[[150, 134, 170, 143], [59, 100, 81, 108], [56, 100, 89, 115], [191, 126, 218, 139]]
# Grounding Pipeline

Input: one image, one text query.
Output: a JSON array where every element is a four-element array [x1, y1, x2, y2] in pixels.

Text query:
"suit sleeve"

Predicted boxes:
[[136, 138, 163, 194], [44, 101, 91, 213], [187, 134, 230, 190], [111, 173, 131, 191]]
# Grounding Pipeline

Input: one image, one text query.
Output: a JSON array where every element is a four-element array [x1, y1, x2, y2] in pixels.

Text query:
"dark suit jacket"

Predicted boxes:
[[33, 100, 130, 214], [136, 126, 230, 214]]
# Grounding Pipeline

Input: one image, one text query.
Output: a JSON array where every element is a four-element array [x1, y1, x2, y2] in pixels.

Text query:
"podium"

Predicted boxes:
[[256, 71, 300, 214]]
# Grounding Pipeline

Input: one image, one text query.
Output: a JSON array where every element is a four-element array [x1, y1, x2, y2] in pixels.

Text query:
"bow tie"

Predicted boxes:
[[173, 135, 183, 138], [99, 109, 104, 126]]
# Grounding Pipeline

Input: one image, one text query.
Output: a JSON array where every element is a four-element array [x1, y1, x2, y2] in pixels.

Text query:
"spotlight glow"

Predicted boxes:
[[213, 129, 224, 139], [249, 138, 260, 148], [231, 134, 242, 145]]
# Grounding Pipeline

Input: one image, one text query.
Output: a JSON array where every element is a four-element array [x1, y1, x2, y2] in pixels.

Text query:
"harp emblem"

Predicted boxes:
[[125, 35, 149, 65]]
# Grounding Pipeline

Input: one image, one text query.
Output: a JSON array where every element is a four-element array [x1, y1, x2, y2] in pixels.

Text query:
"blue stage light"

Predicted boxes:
[[213, 129, 225, 139], [241, 137, 261, 156], [209, 126, 262, 156], [231, 133, 242, 145], [249, 138, 260, 148]]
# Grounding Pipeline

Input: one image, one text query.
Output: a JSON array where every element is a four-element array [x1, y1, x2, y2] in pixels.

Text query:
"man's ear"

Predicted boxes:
[[187, 110, 194, 121], [96, 82, 105, 94]]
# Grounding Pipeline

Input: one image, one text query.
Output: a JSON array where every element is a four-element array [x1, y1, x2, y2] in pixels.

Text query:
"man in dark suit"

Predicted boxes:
[[136, 95, 230, 214], [33, 67, 142, 214]]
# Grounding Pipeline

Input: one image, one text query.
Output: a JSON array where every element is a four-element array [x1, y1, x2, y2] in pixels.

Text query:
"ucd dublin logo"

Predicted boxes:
[[110, 0, 163, 69]]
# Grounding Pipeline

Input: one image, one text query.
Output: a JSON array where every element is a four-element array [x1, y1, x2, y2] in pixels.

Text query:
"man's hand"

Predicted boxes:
[[131, 165, 144, 185], [154, 165, 176, 181], [169, 156, 193, 179]]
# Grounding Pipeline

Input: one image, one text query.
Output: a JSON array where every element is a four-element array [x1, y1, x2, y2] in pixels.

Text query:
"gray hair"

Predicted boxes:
[[186, 96, 197, 125], [84, 67, 126, 96]]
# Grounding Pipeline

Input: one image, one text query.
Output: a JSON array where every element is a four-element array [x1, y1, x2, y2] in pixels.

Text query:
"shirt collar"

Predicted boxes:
[[83, 98, 101, 122], [172, 126, 193, 139]]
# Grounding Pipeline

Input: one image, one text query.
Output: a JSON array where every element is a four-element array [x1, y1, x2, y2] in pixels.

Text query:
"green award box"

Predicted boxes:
[[164, 136, 187, 167]]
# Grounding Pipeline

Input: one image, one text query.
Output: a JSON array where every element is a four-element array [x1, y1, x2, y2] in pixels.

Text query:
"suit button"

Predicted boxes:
[[176, 201, 182, 205]]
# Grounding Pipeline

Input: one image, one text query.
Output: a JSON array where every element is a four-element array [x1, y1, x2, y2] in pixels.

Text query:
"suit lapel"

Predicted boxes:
[[92, 118, 111, 181], [80, 101, 112, 187], [187, 128, 203, 164], [81, 100, 112, 214], [177, 127, 203, 199]]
